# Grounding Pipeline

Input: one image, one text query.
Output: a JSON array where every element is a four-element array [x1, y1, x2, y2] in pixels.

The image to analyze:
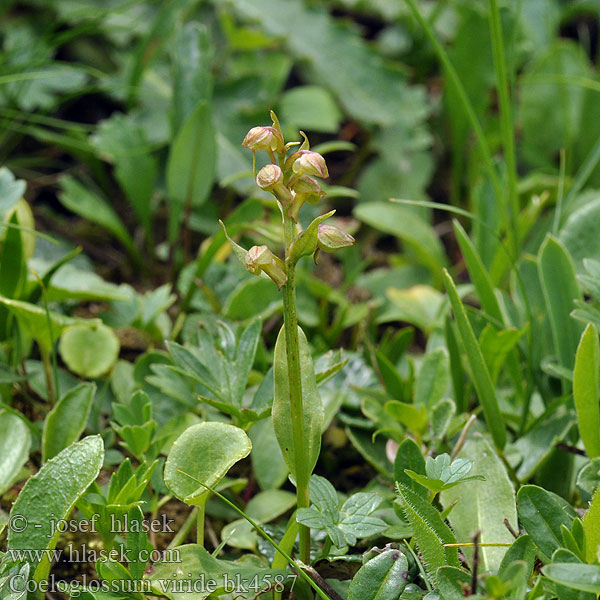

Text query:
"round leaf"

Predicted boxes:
[[59, 322, 120, 378], [164, 422, 252, 506]]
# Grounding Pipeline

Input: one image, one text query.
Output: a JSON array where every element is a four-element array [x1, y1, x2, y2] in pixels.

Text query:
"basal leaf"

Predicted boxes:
[[272, 325, 323, 483]]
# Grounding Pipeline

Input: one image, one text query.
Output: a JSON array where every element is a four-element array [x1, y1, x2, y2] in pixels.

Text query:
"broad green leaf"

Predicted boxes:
[[394, 438, 427, 499], [0, 295, 94, 352], [0, 211, 27, 339], [346, 427, 393, 477], [223, 277, 280, 321], [414, 348, 449, 408], [47, 264, 129, 302], [0, 413, 31, 495], [431, 398, 455, 440], [543, 563, 600, 594], [577, 457, 600, 502], [498, 535, 536, 578], [479, 325, 526, 385], [58, 176, 138, 261], [560, 196, 600, 274], [171, 22, 213, 134], [517, 485, 574, 560], [8, 436, 104, 578], [354, 202, 446, 281], [248, 417, 288, 490], [146, 544, 290, 600], [574, 323, 600, 458], [513, 407, 574, 481], [0, 167, 25, 217], [383, 285, 444, 332], [441, 436, 517, 571], [0, 212, 26, 301], [92, 113, 158, 233], [166, 102, 216, 239], [59, 323, 120, 379], [437, 566, 471, 600], [280, 85, 342, 133], [385, 400, 428, 434], [226, 0, 426, 127], [584, 486, 600, 563], [538, 235, 583, 371], [347, 547, 410, 600], [42, 383, 95, 462], [519, 41, 591, 170], [443, 269, 506, 449], [164, 422, 251, 506], [396, 482, 460, 584], [272, 325, 323, 483]]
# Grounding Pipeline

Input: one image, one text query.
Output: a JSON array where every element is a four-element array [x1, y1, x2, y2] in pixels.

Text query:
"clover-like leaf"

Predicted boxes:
[[405, 454, 485, 494]]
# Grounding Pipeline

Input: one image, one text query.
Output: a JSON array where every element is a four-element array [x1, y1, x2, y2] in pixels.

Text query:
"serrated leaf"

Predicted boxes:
[[395, 482, 460, 584]]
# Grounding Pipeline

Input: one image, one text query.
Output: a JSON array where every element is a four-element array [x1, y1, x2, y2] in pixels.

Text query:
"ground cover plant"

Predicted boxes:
[[3, 0, 600, 599]]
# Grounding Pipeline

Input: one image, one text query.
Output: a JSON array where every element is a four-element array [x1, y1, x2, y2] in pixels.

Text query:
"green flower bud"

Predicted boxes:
[[288, 150, 329, 178], [242, 126, 284, 153], [317, 224, 355, 252], [256, 164, 284, 190], [245, 245, 287, 289]]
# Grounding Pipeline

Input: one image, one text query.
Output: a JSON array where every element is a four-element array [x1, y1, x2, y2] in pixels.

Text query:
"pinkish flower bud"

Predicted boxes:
[[290, 150, 329, 178], [317, 224, 355, 252], [245, 245, 287, 289], [256, 164, 283, 191], [242, 126, 284, 153]]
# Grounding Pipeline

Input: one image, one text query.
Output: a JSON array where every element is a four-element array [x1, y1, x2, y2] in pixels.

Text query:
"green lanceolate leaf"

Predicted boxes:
[[414, 347, 449, 408], [347, 547, 411, 600], [7, 435, 104, 579], [42, 382, 95, 462], [442, 269, 506, 449], [543, 563, 600, 594], [0, 412, 31, 496], [164, 422, 251, 506], [538, 234, 583, 372], [517, 485, 574, 560], [272, 325, 323, 483], [583, 485, 600, 563], [574, 323, 600, 458], [395, 482, 460, 584], [440, 435, 517, 572], [453, 220, 503, 322], [166, 101, 216, 241], [394, 438, 427, 499]]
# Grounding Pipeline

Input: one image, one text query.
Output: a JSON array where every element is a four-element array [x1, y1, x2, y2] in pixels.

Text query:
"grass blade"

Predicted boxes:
[[442, 269, 506, 449]]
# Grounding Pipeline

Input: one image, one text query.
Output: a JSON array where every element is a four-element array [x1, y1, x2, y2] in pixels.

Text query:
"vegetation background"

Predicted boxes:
[[2, 1, 600, 599]]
